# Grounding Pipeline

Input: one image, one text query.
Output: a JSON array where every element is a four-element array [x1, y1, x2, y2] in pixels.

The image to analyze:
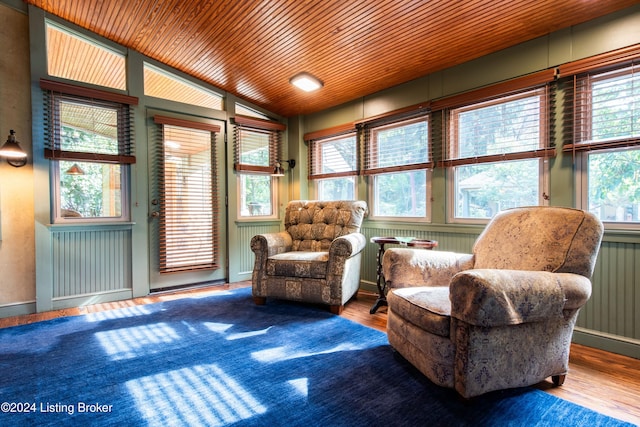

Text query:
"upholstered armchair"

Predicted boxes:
[[251, 200, 368, 314], [382, 206, 604, 398]]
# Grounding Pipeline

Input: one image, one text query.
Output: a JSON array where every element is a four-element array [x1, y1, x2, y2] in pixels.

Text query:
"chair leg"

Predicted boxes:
[[552, 374, 566, 386], [253, 296, 266, 306], [329, 304, 343, 315]]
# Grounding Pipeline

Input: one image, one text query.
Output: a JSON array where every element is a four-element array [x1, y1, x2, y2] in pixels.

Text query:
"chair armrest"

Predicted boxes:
[[382, 248, 474, 288], [329, 233, 367, 258], [450, 269, 592, 327], [250, 231, 293, 257]]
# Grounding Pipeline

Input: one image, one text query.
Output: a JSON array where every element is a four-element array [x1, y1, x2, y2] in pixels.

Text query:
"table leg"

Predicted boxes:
[[370, 243, 387, 314]]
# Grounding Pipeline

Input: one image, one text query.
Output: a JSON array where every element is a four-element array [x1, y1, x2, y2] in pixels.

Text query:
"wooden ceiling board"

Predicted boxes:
[[26, 0, 640, 117]]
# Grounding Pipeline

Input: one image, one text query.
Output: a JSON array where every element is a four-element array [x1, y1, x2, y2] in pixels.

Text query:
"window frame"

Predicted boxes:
[[569, 62, 640, 229], [41, 79, 137, 224], [233, 114, 285, 220], [363, 113, 432, 221], [236, 173, 279, 219], [443, 87, 552, 223], [307, 128, 358, 201]]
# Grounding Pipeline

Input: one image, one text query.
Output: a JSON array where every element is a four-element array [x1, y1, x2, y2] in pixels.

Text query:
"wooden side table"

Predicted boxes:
[[369, 236, 438, 314]]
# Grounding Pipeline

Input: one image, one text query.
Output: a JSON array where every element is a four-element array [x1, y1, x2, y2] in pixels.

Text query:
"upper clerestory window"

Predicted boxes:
[[144, 63, 223, 110], [46, 21, 126, 91]]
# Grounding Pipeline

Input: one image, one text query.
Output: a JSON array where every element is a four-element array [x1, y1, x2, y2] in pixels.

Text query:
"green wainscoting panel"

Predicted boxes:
[[235, 222, 282, 278], [50, 226, 133, 303], [578, 241, 640, 342]]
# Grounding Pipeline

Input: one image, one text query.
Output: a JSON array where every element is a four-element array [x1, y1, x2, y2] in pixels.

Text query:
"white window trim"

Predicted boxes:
[[52, 161, 131, 224], [577, 147, 640, 230], [446, 159, 549, 224], [313, 176, 357, 201], [236, 173, 279, 221], [367, 169, 432, 222]]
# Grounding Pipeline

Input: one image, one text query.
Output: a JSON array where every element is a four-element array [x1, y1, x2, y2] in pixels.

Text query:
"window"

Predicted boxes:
[[364, 115, 431, 219], [236, 104, 270, 120], [307, 127, 358, 201], [153, 117, 221, 272], [569, 63, 640, 224], [445, 88, 552, 220], [46, 21, 126, 91], [144, 63, 223, 110], [42, 80, 137, 222], [233, 115, 285, 218]]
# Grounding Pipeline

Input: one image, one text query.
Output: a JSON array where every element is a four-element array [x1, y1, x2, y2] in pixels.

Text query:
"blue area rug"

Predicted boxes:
[[0, 286, 634, 426]]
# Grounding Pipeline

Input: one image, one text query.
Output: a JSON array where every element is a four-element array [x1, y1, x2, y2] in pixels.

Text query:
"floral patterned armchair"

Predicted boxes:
[[251, 200, 368, 314], [382, 206, 604, 398]]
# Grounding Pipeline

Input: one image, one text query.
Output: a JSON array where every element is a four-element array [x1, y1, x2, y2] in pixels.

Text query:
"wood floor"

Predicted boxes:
[[1, 282, 639, 425]]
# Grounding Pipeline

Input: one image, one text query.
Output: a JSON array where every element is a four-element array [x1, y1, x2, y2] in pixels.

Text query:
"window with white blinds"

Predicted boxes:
[[443, 86, 552, 220], [562, 58, 640, 225], [41, 79, 137, 222], [233, 114, 285, 218], [362, 112, 431, 219], [233, 114, 285, 174], [307, 127, 358, 201], [153, 116, 221, 273]]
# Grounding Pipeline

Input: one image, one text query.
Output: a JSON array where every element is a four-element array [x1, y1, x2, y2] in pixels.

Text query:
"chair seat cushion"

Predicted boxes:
[[388, 287, 451, 338], [266, 251, 329, 279]]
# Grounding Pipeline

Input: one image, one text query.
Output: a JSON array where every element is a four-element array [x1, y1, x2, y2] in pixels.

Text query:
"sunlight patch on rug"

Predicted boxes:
[[287, 378, 309, 399], [95, 322, 180, 360], [85, 305, 154, 322], [251, 341, 373, 363], [126, 364, 267, 427]]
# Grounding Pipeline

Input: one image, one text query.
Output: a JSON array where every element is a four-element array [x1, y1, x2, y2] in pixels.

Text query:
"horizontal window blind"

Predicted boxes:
[[307, 126, 358, 180], [41, 79, 137, 164], [363, 112, 431, 175], [562, 62, 640, 154], [442, 87, 554, 167], [233, 114, 285, 174], [153, 117, 220, 273]]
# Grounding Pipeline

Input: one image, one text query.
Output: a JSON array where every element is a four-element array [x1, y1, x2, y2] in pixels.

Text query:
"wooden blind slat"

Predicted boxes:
[[431, 69, 556, 111], [40, 78, 138, 105], [558, 43, 640, 77], [233, 114, 286, 131], [304, 122, 356, 142], [154, 115, 221, 133]]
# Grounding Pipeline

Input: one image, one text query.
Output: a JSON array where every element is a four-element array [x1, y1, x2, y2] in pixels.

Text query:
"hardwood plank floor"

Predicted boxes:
[[1, 282, 639, 425]]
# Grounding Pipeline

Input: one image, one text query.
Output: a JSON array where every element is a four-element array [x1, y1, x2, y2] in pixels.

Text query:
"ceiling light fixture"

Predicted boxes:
[[289, 72, 323, 92]]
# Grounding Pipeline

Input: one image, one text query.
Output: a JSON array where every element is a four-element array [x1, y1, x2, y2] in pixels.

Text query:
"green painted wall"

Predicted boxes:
[[292, 4, 640, 358]]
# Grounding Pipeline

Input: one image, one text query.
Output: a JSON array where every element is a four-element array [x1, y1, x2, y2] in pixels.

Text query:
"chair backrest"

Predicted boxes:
[[285, 200, 368, 251], [472, 206, 604, 278]]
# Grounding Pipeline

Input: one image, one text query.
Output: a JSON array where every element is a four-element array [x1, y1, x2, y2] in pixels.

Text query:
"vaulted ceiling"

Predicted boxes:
[[25, 0, 640, 118]]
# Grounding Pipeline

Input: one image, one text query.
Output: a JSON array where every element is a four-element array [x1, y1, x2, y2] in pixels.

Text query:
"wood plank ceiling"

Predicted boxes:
[[25, 0, 640, 118]]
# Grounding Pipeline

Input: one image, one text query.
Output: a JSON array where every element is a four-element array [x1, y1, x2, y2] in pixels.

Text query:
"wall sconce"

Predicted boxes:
[[272, 159, 296, 177], [0, 130, 28, 167]]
